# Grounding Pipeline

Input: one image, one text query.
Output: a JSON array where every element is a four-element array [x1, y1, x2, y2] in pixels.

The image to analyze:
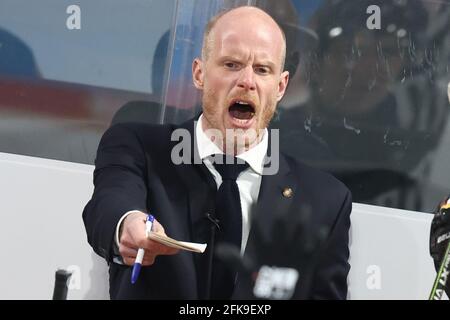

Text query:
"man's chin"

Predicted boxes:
[[223, 129, 262, 154]]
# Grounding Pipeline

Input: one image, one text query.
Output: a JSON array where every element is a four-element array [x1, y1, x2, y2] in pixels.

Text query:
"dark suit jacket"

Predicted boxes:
[[82, 118, 352, 300]]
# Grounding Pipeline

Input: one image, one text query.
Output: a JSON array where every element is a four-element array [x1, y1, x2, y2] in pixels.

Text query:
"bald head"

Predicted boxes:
[[201, 6, 287, 72]]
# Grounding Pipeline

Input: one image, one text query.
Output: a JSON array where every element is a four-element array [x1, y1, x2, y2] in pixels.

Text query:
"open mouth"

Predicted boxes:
[[228, 100, 255, 121]]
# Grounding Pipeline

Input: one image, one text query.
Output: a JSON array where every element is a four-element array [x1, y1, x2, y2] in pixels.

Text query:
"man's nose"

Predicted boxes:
[[237, 66, 256, 91]]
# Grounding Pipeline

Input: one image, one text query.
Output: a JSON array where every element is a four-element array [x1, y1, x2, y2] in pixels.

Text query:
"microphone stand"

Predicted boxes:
[[205, 213, 220, 300], [52, 269, 72, 300]]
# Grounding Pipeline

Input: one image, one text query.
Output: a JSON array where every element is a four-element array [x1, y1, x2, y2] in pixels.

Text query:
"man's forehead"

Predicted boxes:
[[212, 17, 284, 56], [216, 31, 279, 59]]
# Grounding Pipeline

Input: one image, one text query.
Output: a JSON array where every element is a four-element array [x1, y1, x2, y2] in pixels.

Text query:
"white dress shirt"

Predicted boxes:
[[115, 114, 267, 255], [196, 114, 267, 254]]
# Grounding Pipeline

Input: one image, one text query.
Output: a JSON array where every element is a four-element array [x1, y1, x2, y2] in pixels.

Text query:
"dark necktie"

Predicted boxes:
[[210, 155, 249, 299]]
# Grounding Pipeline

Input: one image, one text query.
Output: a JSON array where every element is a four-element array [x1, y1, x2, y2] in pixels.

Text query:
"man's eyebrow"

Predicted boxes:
[[219, 55, 243, 62]]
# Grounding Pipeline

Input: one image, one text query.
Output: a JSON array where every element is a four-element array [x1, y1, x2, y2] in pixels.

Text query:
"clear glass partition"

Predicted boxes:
[[0, 0, 449, 213]]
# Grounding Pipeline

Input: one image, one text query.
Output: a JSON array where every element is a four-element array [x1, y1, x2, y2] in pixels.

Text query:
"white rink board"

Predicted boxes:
[[0, 152, 442, 299]]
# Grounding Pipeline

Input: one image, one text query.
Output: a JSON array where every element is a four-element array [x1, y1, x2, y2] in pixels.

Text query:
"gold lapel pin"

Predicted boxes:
[[282, 187, 293, 198]]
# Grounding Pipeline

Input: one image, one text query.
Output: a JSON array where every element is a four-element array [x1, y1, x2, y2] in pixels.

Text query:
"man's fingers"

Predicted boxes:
[[122, 257, 135, 266], [141, 239, 180, 255], [141, 256, 156, 266], [123, 256, 156, 266], [162, 246, 180, 255], [151, 219, 166, 234], [120, 246, 157, 266], [119, 245, 138, 258], [120, 216, 180, 263], [125, 236, 180, 257], [120, 241, 171, 260], [119, 245, 139, 266], [146, 220, 179, 255]]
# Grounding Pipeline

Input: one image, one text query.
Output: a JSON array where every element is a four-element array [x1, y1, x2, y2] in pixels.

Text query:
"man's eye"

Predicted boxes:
[[225, 62, 238, 69], [255, 67, 269, 74]]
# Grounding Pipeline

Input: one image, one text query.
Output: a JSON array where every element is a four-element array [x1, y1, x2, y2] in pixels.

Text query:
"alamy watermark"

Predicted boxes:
[[170, 122, 280, 175], [366, 264, 382, 290], [66, 5, 81, 30], [366, 5, 381, 30], [67, 264, 81, 290]]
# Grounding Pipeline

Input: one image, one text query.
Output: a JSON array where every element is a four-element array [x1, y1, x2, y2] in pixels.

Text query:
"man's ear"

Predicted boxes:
[[192, 58, 204, 89], [276, 70, 290, 102]]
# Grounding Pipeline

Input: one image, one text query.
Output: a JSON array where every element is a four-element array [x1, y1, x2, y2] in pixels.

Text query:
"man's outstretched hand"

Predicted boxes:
[[119, 211, 179, 266]]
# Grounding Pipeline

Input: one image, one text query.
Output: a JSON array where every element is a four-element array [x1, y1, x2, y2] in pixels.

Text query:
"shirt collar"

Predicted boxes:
[[196, 114, 268, 175]]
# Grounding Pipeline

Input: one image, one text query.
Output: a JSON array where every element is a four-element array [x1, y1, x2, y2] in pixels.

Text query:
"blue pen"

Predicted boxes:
[[131, 214, 154, 284]]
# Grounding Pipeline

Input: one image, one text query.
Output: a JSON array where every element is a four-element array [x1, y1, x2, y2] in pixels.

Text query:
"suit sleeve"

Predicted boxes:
[[82, 124, 148, 262], [310, 188, 352, 300]]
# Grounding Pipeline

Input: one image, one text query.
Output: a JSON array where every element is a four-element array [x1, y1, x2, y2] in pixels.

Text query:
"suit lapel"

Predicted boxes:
[[249, 154, 298, 244], [234, 153, 298, 298]]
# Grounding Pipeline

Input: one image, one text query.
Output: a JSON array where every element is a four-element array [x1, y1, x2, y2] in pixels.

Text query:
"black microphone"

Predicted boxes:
[[215, 243, 255, 275], [52, 269, 72, 300]]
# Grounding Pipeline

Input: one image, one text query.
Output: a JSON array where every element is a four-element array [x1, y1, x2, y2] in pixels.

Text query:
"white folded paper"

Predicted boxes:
[[147, 231, 207, 253]]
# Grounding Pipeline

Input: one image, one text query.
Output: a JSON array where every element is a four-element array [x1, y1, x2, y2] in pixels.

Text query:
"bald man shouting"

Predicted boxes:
[[83, 6, 352, 300]]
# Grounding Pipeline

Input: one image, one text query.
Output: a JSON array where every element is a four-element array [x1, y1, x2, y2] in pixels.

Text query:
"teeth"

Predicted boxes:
[[236, 101, 249, 105], [234, 118, 251, 124]]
